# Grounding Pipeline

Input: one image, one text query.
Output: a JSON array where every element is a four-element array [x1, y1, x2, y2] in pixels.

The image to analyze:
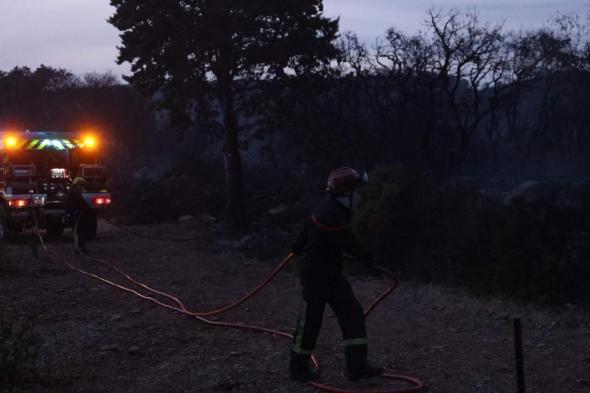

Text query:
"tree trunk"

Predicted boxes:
[[220, 79, 245, 228]]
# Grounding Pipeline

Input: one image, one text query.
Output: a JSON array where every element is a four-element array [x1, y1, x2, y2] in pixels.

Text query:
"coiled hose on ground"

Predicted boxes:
[[34, 219, 424, 393]]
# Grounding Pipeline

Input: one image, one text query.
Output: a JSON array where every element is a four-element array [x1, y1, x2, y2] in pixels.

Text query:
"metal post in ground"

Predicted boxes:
[[513, 318, 526, 393]]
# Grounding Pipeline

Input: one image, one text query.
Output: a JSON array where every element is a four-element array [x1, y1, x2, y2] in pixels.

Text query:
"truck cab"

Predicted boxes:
[[0, 130, 112, 242]]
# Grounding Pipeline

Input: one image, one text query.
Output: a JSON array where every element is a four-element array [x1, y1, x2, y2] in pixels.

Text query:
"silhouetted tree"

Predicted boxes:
[[83, 72, 120, 88], [109, 0, 339, 227], [427, 9, 506, 173], [0, 66, 79, 129], [0, 67, 159, 162], [374, 28, 441, 170]]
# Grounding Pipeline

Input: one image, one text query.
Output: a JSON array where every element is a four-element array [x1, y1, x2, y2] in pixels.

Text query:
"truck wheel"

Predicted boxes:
[[46, 219, 65, 241]]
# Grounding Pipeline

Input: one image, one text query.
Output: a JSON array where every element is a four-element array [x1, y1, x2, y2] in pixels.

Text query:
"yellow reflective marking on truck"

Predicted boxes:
[[36, 140, 51, 150], [62, 139, 75, 148], [12, 138, 81, 150], [26, 139, 40, 149], [51, 140, 65, 150]]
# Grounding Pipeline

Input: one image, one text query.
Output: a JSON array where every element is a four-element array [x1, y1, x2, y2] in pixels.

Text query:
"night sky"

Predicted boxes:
[[0, 0, 587, 76]]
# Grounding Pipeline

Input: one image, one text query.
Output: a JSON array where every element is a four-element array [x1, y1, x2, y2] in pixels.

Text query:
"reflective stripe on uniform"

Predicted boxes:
[[343, 337, 368, 346], [292, 301, 313, 355], [292, 345, 313, 355]]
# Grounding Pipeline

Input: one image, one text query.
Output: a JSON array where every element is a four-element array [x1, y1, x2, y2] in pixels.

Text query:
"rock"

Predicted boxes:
[[128, 346, 140, 354], [268, 204, 288, 215], [557, 180, 590, 209], [110, 314, 122, 322], [575, 379, 589, 387], [200, 213, 216, 222], [130, 308, 142, 314], [504, 180, 563, 205], [100, 345, 119, 352], [178, 215, 195, 223]]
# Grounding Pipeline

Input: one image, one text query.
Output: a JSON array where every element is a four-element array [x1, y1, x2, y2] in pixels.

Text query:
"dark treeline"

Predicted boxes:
[[0, 65, 161, 170], [4, 10, 590, 195], [271, 10, 590, 187]]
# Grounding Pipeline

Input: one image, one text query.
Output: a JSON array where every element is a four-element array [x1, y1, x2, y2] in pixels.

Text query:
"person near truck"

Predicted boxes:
[[67, 177, 96, 254]]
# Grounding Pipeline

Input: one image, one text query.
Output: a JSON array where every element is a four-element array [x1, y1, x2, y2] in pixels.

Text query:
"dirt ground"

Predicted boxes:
[[1, 219, 589, 393]]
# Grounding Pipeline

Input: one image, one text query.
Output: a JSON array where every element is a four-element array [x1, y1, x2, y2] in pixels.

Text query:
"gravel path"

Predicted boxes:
[[1, 220, 589, 393]]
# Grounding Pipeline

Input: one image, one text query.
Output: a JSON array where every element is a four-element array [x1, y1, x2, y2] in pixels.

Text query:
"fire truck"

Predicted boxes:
[[0, 130, 112, 242]]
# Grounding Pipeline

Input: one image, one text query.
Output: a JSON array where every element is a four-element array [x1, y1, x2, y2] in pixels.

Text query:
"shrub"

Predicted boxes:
[[354, 165, 590, 306], [0, 315, 42, 389]]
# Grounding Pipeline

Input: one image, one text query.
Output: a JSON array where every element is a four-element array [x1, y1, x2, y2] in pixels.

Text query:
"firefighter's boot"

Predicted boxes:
[[345, 344, 384, 382], [289, 351, 320, 382]]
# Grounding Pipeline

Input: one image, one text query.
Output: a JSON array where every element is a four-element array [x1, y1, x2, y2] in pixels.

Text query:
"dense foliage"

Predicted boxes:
[[355, 166, 590, 306], [0, 315, 42, 389], [271, 11, 590, 183]]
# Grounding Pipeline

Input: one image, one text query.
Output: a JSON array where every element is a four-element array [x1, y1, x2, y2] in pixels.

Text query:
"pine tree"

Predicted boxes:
[[109, 0, 339, 226]]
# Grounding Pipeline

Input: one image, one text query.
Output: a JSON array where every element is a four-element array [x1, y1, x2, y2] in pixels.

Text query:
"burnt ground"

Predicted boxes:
[[1, 219, 589, 393]]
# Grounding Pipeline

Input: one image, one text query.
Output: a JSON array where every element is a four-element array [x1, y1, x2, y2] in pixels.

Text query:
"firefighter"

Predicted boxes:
[[289, 167, 384, 382], [67, 176, 96, 254]]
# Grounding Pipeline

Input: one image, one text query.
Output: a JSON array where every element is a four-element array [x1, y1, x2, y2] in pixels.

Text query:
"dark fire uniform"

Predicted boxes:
[[289, 195, 378, 381], [67, 182, 96, 252]]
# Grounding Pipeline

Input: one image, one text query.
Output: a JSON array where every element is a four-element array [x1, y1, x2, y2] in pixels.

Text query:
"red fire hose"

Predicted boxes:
[[35, 226, 424, 393]]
